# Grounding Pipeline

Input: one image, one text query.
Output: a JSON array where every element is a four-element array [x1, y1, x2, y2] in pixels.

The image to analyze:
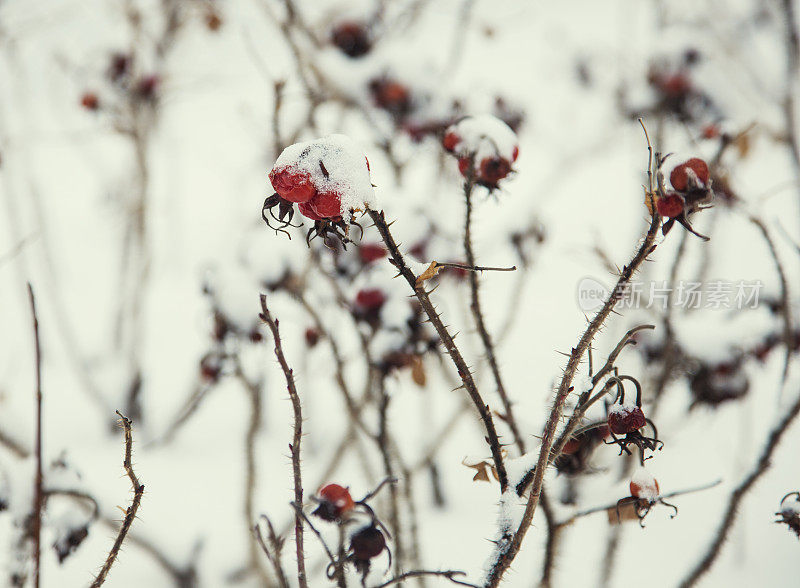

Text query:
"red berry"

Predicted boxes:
[[702, 124, 720, 139], [457, 157, 471, 176], [306, 191, 342, 219], [108, 52, 130, 82], [350, 525, 386, 561], [305, 327, 320, 347], [359, 243, 387, 264], [443, 131, 460, 152], [511, 145, 519, 162], [656, 192, 685, 218], [298, 201, 324, 221], [269, 168, 317, 203], [135, 74, 160, 100], [80, 92, 99, 111], [370, 79, 411, 116], [607, 405, 647, 435], [331, 22, 371, 58], [658, 73, 691, 98], [355, 288, 387, 312], [669, 158, 709, 192], [478, 156, 512, 186], [313, 484, 355, 521], [630, 477, 660, 499], [563, 438, 581, 455]]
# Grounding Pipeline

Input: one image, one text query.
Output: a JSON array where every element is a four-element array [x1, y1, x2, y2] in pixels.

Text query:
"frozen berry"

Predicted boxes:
[[331, 22, 371, 58], [670, 158, 709, 192], [350, 525, 386, 561], [656, 192, 684, 218], [478, 156, 512, 187], [443, 131, 461, 152], [80, 92, 100, 111], [630, 471, 660, 500], [108, 52, 131, 82], [313, 483, 355, 521], [135, 74, 161, 100], [370, 79, 411, 116], [306, 191, 342, 219], [607, 405, 647, 435], [355, 289, 387, 312], [305, 328, 320, 348], [359, 243, 387, 264], [269, 168, 317, 203]]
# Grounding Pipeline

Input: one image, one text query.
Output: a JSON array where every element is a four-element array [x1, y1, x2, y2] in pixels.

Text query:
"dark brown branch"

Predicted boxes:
[[484, 127, 662, 587], [679, 388, 800, 587], [377, 376, 404, 576], [259, 296, 308, 588], [367, 208, 509, 492], [463, 180, 526, 457], [750, 216, 792, 384], [90, 411, 145, 587], [254, 516, 290, 588], [374, 569, 480, 588], [28, 283, 43, 588]]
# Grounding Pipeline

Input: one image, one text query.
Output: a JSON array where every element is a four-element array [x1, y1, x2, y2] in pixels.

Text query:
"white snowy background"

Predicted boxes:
[[0, 0, 799, 587]]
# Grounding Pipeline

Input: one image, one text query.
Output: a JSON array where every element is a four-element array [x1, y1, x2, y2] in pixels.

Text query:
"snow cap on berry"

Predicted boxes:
[[444, 114, 519, 164], [270, 135, 375, 219], [607, 402, 646, 435], [630, 468, 660, 501], [669, 157, 710, 192], [313, 483, 355, 521]]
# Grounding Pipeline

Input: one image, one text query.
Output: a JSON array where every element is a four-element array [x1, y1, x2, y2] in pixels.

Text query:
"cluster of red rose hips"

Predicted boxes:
[[442, 115, 520, 189], [264, 135, 374, 245], [653, 157, 714, 240], [79, 52, 161, 114], [312, 483, 393, 581]]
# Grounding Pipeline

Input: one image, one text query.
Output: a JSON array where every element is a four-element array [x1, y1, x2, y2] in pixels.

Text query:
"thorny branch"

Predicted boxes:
[[90, 411, 144, 588], [259, 295, 308, 588], [679, 387, 800, 587], [367, 208, 510, 493], [483, 124, 663, 587], [254, 515, 291, 588]]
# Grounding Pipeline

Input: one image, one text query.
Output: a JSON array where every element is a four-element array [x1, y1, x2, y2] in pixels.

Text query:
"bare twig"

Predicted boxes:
[[679, 389, 800, 587], [750, 216, 792, 385], [462, 180, 526, 457], [484, 124, 662, 587], [375, 569, 480, 588], [28, 283, 43, 588], [367, 208, 509, 492], [259, 296, 308, 588], [254, 516, 291, 588], [90, 411, 145, 587]]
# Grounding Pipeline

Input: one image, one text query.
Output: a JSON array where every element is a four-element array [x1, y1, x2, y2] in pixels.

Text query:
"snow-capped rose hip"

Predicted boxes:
[[630, 472, 660, 500], [669, 157, 709, 192], [331, 22, 371, 58], [604, 376, 663, 465], [616, 469, 677, 526], [444, 115, 518, 189], [313, 483, 355, 522], [263, 135, 375, 244], [268, 168, 316, 203], [607, 404, 646, 435]]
